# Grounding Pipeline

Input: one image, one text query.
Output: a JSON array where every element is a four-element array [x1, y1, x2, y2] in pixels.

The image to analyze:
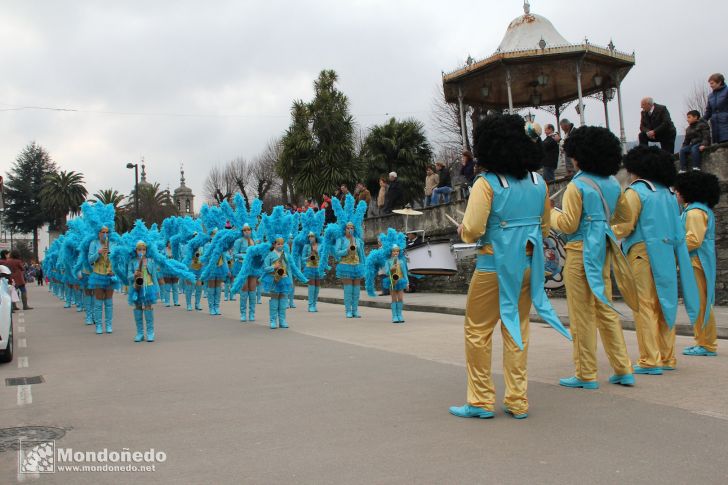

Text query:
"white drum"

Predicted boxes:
[[543, 229, 566, 290], [406, 239, 458, 276], [451, 243, 477, 259]]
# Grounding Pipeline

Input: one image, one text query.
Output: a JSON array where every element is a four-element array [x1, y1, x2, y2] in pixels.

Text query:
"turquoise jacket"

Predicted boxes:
[[623, 180, 700, 328], [233, 236, 254, 262], [476, 172, 571, 349], [682, 202, 716, 327], [565, 172, 624, 310]]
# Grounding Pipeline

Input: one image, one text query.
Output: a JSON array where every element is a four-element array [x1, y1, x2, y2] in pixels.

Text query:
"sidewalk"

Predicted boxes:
[[293, 287, 728, 339]]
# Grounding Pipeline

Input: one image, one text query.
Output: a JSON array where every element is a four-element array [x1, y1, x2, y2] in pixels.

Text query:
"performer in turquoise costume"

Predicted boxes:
[[366, 228, 408, 323], [231, 195, 263, 322], [128, 241, 160, 342], [323, 194, 367, 318], [80, 202, 120, 335], [449, 113, 570, 420], [258, 206, 308, 329], [198, 203, 232, 316], [182, 228, 209, 312], [294, 208, 327, 313], [614, 146, 700, 374], [674, 171, 721, 357]]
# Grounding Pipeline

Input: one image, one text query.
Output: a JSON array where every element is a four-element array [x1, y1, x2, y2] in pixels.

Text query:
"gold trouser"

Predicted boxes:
[[564, 250, 632, 380], [465, 270, 531, 414], [693, 264, 717, 352], [629, 251, 676, 368]]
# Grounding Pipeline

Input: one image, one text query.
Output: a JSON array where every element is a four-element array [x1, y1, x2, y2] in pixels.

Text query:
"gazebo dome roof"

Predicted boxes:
[[498, 7, 570, 52]]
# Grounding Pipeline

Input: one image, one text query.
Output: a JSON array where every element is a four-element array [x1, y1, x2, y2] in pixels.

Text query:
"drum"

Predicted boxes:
[[451, 243, 477, 260], [543, 229, 566, 290], [406, 239, 457, 276]]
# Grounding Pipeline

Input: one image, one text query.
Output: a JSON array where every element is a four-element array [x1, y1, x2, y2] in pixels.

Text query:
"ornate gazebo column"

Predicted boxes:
[[457, 86, 468, 149], [614, 72, 627, 151], [506, 68, 514, 114], [575, 60, 585, 126]]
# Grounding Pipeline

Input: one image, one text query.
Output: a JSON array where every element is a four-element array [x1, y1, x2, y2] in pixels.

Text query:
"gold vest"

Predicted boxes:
[[340, 239, 359, 265]]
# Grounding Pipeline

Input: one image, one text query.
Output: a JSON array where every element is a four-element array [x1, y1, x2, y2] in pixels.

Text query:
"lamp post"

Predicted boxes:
[[126, 162, 139, 219]]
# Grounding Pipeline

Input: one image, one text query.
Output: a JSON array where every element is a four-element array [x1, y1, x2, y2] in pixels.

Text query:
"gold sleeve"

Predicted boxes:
[[684, 209, 708, 252], [610, 191, 633, 227], [541, 183, 551, 239], [461, 177, 493, 244], [612, 189, 641, 239], [550, 183, 581, 235]]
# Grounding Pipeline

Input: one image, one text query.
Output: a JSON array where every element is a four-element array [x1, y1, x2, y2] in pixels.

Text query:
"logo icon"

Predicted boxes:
[[19, 440, 55, 474]]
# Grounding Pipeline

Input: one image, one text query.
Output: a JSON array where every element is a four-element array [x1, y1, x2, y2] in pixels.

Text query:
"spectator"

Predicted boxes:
[[639, 97, 677, 154], [375, 176, 388, 216], [430, 161, 452, 205], [542, 123, 559, 182], [705, 73, 728, 144], [559, 119, 575, 176], [339, 184, 350, 204], [406, 231, 423, 247], [383, 171, 403, 214], [36, 264, 44, 286], [680, 110, 711, 172], [423, 165, 439, 207], [354, 182, 372, 215], [322, 194, 336, 224], [4, 250, 32, 310], [459, 150, 475, 198]]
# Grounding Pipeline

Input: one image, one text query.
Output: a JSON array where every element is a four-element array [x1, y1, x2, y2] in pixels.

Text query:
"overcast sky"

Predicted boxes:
[[1, 0, 725, 205]]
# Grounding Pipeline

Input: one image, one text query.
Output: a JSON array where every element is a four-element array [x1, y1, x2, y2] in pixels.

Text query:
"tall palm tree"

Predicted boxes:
[[127, 182, 178, 226], [94, 189, 131, 232], [361, 117, 433, 206], [40, 170, 88, 232]]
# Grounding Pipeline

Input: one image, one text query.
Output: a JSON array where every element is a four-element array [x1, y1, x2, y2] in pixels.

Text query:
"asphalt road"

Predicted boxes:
[[1, 286, 726, 484]]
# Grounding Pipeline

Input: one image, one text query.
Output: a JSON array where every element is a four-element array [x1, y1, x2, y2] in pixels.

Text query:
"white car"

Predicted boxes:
[[0, 266, 14, 363]]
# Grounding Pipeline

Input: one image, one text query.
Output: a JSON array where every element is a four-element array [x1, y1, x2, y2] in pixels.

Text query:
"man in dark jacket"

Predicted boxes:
[[639, 97, 677, 153], [383, 172, 403, 214], [542, 123, 559, 182], [4, 250, 32, 310]]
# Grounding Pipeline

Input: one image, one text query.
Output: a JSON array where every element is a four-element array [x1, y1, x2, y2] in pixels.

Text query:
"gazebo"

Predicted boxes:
[[442, 1, 635, 147]]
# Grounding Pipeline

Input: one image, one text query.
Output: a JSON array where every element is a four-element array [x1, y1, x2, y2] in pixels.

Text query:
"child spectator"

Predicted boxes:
[[679, 110, 711, 172]]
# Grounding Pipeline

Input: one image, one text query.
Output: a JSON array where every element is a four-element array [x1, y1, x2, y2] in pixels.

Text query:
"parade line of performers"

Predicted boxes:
[[42, 114, 719, 420]]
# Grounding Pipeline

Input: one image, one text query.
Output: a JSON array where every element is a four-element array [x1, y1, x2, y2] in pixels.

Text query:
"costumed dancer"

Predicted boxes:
[[294, 208, 327, 312], [159, 218, 180, 307], [675, 171, 721, 357], [170, 216, 201, 311], [258, 206, 308, 329], [199, 202, 237, 316], [224, 249, 236, 302], [550, 126, 639, 389], [366, 228, 409, 323], [287, 212, 301, 309], [449, 113, 571, 420], [82, 202, 120, 335], [69, 218, 96, 325], [613, 146, 700, 374], [323, 194, 367, 318], [231, 195, 263, 322], [182, 228, 209, 312]]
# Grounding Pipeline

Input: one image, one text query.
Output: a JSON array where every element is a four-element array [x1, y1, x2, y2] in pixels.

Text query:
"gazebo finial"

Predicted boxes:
[[524, 1, 531, 15]]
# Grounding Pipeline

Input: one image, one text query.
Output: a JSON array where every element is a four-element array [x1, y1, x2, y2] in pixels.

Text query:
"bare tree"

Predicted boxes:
[[430, 83, 472, 154], [685, 81, 710, 115], [204, 164, 236, 204], [251, 138, 281, 204]]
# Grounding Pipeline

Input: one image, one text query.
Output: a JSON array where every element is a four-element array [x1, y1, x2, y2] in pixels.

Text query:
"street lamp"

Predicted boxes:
[[126, 162, 140, 219]]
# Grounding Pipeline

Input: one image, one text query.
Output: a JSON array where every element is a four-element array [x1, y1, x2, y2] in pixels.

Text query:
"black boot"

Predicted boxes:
[[21, 292, 33, 310]]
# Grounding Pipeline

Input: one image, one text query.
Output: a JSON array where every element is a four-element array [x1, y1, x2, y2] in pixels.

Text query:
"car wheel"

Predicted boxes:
[[0, 316, 13, 363]]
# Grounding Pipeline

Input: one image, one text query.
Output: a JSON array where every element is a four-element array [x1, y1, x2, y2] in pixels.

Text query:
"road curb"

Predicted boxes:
[[293, 294, 727, 340]]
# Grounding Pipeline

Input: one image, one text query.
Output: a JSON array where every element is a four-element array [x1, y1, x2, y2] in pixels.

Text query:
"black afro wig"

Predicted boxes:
[[473, 113, 543, 180], [622, 145, 677, 187], [674, 171, 721, 208], [564, 126, 622, 176]]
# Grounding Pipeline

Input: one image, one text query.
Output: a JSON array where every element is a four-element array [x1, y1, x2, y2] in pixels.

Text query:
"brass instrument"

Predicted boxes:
[[134, 256, 144, 290], [273, 254, 287, 282], [349, 244, 356, 252], [309, 254, 317, 262], [389, 258, 403, 285], [104, 234, 113, 275]]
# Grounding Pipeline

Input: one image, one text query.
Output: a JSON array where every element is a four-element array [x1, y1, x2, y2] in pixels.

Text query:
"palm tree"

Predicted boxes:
[[40, 170, 88, 232], [93, 189, 131, 232], [361, 117, 433, 206], [127, 182, 178, 226]]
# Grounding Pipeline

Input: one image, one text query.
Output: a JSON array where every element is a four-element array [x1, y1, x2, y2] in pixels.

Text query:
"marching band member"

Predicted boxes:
[[128, 241, 160, 342], [613, 146, 700, 374], [324, 195, 367, 319], [294, 208, 327, 313], [365, 228, 408, 323], [674, 171, 721, 357], [233, 223, 258, 321], [449, 113, 570, 420], [550, 126, 639, 389]]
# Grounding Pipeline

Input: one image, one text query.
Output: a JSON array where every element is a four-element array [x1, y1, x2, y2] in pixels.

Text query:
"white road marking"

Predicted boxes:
[[18, 338, 27, 348], [17, 356, 28, 368], [18, 326, 25, 333], [17, 385, 32, 405]]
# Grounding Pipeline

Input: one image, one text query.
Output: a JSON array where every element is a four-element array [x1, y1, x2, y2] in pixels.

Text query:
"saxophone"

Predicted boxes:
[[134, 256, 144, 290], [104, 235, 113, 275], [274, 253, 287, 282], [390, 258, 403, 285]]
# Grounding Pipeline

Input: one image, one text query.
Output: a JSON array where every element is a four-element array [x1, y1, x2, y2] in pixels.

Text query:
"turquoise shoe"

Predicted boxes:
[[633, 365, 663, 375], [448, 405, 494, 419], [608, 373, 635, 386], [503, 406, 528, 419], [559, 376, 599, 389], [683, 346, 717, 357], [682, 345, 697, 355], [661, 366, 676, 371]]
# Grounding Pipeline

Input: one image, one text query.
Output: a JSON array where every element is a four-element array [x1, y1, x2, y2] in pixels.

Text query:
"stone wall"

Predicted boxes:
[[702, 144, 728, 304]]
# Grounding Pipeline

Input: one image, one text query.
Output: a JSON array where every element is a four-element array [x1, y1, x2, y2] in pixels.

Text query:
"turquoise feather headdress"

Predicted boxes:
[[260, 206, 296, 243], [331, 194, 367, 239]]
